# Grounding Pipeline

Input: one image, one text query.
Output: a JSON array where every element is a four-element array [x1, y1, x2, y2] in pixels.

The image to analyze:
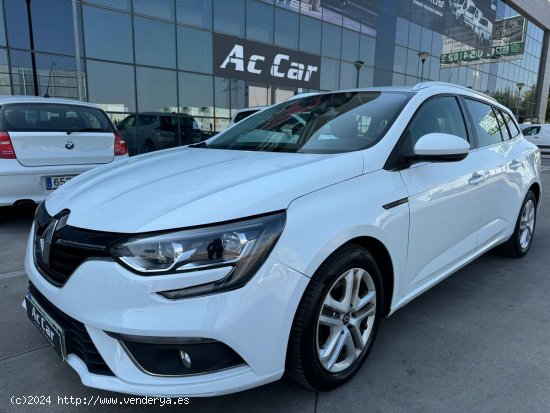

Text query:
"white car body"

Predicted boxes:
[[24, 83, 541, 397], [228, 106, 267, 128], [521, 124, 550, 153], [0, 96, 128, 206]]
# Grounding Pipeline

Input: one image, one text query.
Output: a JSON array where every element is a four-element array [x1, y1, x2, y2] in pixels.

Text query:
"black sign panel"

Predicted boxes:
[[213, 34, 321, 89]]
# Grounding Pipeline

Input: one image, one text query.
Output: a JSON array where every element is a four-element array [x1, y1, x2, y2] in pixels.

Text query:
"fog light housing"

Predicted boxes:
[[106, 332, 245, 376]]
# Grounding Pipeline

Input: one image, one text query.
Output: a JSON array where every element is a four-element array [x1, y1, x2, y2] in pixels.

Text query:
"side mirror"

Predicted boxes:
[[411, 133, 470, 162]]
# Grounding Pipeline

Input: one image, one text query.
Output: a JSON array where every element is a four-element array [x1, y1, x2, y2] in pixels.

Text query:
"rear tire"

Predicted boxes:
[[286, 244, 384, 391], [143, 140, 156, 153], [496, 191, 537, 258]]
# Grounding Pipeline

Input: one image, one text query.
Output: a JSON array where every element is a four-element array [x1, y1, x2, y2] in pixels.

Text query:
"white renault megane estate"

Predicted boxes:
[[24, 82, 541, 397]]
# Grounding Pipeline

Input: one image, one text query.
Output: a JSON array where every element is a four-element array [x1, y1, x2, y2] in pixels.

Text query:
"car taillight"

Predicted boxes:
[[114, 132, 128, 156], [0, 131, 16, 159]]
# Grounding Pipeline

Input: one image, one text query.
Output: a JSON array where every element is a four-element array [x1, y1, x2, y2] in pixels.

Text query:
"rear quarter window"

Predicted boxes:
[[1, 103, 113, 133]]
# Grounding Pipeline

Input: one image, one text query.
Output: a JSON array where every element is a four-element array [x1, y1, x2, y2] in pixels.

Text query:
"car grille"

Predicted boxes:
[[33, 203, 125, 287], [28, 282, 114, 376]]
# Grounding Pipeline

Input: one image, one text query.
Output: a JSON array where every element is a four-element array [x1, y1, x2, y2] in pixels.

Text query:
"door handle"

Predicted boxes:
[[509, 160, 522, 170], [468, 172, 486, 185]]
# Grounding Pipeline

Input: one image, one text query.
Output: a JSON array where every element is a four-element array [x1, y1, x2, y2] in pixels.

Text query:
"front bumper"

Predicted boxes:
[[24, 227, 309, 397]]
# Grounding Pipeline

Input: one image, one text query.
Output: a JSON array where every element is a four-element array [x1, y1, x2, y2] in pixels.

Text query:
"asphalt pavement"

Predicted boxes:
[[1, 158, 550, 413]]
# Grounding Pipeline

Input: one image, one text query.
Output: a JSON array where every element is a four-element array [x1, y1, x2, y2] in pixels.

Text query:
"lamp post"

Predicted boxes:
[[25, 0, 39, 96], [515, 82, 525, 119], [353, 60, 365, 88], [418, 51, 430, 82]]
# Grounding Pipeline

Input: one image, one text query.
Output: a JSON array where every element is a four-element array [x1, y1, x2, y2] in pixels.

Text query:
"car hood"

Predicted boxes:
[[45, 147, 364, 232]]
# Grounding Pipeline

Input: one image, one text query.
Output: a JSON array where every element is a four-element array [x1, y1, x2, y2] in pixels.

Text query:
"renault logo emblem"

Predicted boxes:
[[37, 213, 69, 266], [39, 219, 58, 266], [65, 140, 75, 150]]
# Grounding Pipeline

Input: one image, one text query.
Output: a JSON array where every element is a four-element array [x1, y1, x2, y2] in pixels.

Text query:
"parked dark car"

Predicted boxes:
[[117, 112, 202, 155]]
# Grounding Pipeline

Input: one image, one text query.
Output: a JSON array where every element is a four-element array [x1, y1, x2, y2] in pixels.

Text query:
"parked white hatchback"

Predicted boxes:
[[521, 124, 550, 153], [24, 82, 541, 397], [0, 96, 128, 206]]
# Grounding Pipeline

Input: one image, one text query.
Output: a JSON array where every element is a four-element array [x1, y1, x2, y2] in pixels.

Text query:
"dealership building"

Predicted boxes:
[[0, 0, 549, 154]]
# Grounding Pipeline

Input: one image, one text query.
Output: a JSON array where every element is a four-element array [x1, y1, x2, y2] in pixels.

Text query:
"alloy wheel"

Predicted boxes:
[[316, 268, 377, 373], [519, 199, 535, 250]]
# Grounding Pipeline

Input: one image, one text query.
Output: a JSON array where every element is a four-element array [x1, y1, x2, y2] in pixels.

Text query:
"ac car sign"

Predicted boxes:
[[213, 34, 321, 89]]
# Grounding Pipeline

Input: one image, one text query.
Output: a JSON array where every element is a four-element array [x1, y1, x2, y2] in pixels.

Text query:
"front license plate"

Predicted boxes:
[[45, 176, 74, 190], [25, 294, 66, 360]]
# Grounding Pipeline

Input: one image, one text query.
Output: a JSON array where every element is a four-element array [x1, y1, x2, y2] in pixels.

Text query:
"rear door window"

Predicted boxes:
[[1, 103, 112, 133], [500, 111, 520, 138], [464, 99, 503, 148], [494, 109, 511, 141]]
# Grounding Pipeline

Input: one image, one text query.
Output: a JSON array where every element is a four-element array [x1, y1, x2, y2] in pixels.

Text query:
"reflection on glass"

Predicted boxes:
[[339, 62, 355, 89], [0, 49, 11, 95], [134, 17, 176, 69], [10, 50, 83, 99], [136, 67, 177, 112], [465, 99, 503, 147], [246, 0, 273, 43], [83, 6, 133, 63], [179, 72, 214, 117], [86, 0, 131, 11], [214, 77, 231, 118], [133, 0, 175, 20], [0, 1, 5, 46], [341, 29, 359, 62], [300, 15, 321, 54], [359, 35, 375, 67], [213, 0, 245, 36], [13, 0, 80, 55], [177, 27, 212, 74], [275, 8, 298, 49], [320, 57, 340, 90], [176, 0, 212, 29], [322, 23, 342, 59], [87, 60, 136, 112], [231, 79, 246, 115]]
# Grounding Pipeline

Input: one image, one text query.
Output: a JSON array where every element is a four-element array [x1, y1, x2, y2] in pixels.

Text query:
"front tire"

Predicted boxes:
[[497, 191, 537, 258], [286, 244, 384, 391]]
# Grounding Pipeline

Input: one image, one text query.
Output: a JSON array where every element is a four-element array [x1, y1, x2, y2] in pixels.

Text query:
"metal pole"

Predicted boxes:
[[72, 0, 83, 100], [353, 60, 364, 89], [420, 61, 425, 82], [25, 0, 39, 96]]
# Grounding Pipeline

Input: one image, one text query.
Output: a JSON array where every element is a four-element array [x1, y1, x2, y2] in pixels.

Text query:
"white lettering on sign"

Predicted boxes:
[[220, 44, 244, 72], [247, 54, 265, 74], [220, 45, 319, 83]]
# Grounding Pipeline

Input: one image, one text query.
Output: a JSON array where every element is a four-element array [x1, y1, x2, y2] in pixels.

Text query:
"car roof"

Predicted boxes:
[[293, 82, 497, 103], [0, 95, 101, 109]]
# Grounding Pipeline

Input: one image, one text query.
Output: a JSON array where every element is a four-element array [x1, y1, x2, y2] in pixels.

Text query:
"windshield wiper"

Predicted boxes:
[[66, 128, 105, 135]]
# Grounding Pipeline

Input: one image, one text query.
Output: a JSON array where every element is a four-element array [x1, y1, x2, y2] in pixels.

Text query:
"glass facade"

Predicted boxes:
[[0, 0, 547, 155]]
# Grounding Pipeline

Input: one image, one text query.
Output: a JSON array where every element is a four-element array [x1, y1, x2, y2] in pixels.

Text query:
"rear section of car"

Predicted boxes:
[[0, 99, 127, 207]]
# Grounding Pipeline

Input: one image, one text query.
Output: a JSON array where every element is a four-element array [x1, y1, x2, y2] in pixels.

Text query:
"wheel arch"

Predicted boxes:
[[529, 181, 541, 206], [341, 236, 395, 317]]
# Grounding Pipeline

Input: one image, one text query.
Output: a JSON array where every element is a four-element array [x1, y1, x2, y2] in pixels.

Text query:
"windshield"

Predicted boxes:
[[207, 91, 410, 154]]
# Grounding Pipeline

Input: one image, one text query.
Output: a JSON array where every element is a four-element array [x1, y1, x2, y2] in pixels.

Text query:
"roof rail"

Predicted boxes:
[[412, 81, 497, 103]]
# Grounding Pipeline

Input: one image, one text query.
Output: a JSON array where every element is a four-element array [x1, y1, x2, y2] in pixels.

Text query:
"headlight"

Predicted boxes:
[[110, 212, 286, 298]]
